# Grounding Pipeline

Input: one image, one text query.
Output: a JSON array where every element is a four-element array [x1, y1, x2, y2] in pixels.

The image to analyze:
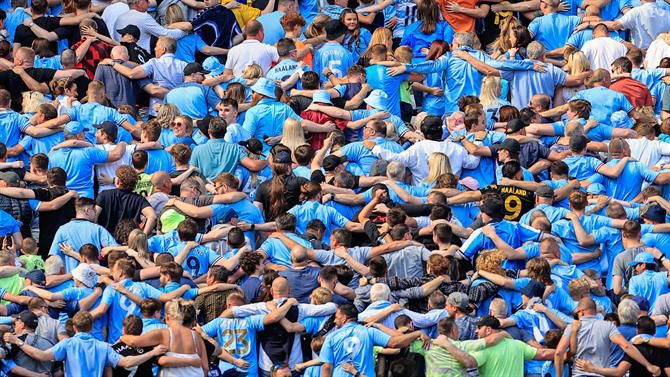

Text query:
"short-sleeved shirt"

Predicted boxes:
[[320, 322, 390, 377], [288, 200, 349, 245], [99, 279, 161, 342], [571, 86, 633, 125], [472, 338, 537, 377], [563, 316, 620, 376], [96, 189, 151, 234], [426, 338, 486, 377], [166, 242, 221, 279], [480, 184, 535, 221], [259, 233, 312, 268], [201, 315, 266, 377], [50, 332, 122, 377], [189, 139, 242, 180], [49, 219, 118, 273], [528, 13, 582, 50], [48, 147, 109, 199]]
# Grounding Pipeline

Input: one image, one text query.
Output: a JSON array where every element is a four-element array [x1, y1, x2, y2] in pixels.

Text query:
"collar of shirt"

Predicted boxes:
[[73, 332, 94, 340], [367, 300, 392, 310]]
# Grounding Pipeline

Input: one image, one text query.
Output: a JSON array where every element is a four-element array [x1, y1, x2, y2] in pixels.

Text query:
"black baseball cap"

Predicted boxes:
[[184, 62, 210, 76], [476, 315, 501, 329], [642, 204, 667, 223], [117, 25, 140, 40], [498, 138, 521, 155], [506, 119, 526, 134], [17, 310, 38, 329], [94, 121, 118, 141], [239, 138, 265, 157], [536, 185, 555, 198]]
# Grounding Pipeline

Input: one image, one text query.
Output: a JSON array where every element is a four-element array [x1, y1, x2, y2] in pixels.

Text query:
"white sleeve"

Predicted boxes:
[[297, 302, 337, 320], [143, 14, 186, 40], [373, 145, 419, 169], [656, 141, 670, 157], [232, 302, 270, 317]]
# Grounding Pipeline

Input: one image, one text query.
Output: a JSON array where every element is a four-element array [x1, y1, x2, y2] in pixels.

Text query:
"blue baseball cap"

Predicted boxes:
[[202, 56, 225, 77], [610, 110, 634, 129], [312, 90, 332, 105], [364, 90, 389, 112], [250, 77, 277, 99], [64, 121, 85, 137], [629, 251, 656, 267], [642, 204, 666, 223], [586, 183, 607, 195]]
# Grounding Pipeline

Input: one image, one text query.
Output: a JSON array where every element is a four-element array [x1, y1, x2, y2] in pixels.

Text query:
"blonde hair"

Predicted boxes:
[[44, 255, 64, 275], [475, 249, 506, 276], [311, 287, 333, 304], [280, 117, 306, 153], [424, 152, 452, 184], [164, 4, 185, 24], [480, 76, 503, 109], [156, 104, 180, 129], [385, 121, 397, 140], [362, 27, 393, 60], [304, 14, 330, 39], [492, 17, 520, 54], [563, 51, 590, 74], [242, 64, 263, 80], [127, 229, 150, 260], [165, 299, 185, 324], [22, 91, 46, 113], [394, 46, 413, 64]]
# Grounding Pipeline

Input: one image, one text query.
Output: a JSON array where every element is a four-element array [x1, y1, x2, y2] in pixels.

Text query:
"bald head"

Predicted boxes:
[[290, 246, 308, 265], [111, 46, 129, 61], [151, 171, 172, 193], [245, 20, 263, 39], [577, 297, 597, 315], [271, 277, 289, 297]]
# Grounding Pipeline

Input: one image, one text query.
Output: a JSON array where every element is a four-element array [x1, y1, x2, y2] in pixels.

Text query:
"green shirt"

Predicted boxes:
[[426, 338, 485, 377], [134, 173, 154, 197], [472, 338, 537, 377], [20, 254, 44, 271], [0, 273, 24, 305]]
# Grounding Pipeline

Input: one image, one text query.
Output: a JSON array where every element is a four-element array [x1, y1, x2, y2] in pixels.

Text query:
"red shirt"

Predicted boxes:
[[301, 105, 347, 149], [72, 38, 113, 80], [609, 77, 654, 108]]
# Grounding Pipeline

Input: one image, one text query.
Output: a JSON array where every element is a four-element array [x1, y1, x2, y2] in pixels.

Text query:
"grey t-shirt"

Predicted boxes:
[[652, 293, 670, 316], [382, 245, 431, 280], [611, 245, 648, 292], [563, 316, 621, 377], [313, 247, 371, 289], [93, 62, 150, 108]]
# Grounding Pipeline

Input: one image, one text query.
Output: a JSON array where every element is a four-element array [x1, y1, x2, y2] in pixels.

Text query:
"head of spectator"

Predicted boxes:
[[182, 62, 208, 84], [446, 292, 472, 318], [611, 56, 633, 75], [575, 297, 598, 319], [29, 0, 49, 16], [641, 205, 666, 225], [115, 165, 139, 192], [151, 171, 172, 195], [13, 47, 35, 68], [15, 310, 39, 336], [496, 138, 521, 164], [529, 94, 551, 113], [585, 68, 611, 89], [629, 251, 656, 275], [127, 0, 149, 13], [526, 41, 546, 62], [250, 77, 278, 103], [71, 311, 94, 334], [245, 20, 265, 42], [154, 36, 177, 58], [539, 0, 560, 14], [112, 258, 136, 283], [618, 298, 640, 325], [451, 32, 474, 50], [324, 20, 346, 43], [475, 315, 502, 339]]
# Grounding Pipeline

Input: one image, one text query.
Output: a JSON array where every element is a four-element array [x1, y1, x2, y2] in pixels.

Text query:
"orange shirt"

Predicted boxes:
[[438, 0, 479, 32]]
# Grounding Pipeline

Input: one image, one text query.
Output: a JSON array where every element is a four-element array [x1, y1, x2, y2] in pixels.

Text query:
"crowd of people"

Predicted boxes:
[[0, 0, 669, 375]]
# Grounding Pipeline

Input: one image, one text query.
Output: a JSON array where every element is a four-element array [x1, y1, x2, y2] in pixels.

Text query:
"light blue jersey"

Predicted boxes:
[[49, 219, 118, 273], [166, 242, 221, 279], [48, 147, 109, 198], [571, 87, 633, 125], [201, 315, 266, 377], [259, 233, 312, 268], [288, 200, 349, 244], [313, 42, 355, 81], [99, 278, 162, 342], [50, 332, 122, 377], [320, 322, 391, 377]]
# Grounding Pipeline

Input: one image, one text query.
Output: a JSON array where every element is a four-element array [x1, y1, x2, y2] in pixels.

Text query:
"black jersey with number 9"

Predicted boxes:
[[481, 184, 536, 221]]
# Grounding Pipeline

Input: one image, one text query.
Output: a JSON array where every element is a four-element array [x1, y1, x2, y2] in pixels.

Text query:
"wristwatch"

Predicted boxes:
[[16, 340, 25, 347], [28, 22, 35, 28]]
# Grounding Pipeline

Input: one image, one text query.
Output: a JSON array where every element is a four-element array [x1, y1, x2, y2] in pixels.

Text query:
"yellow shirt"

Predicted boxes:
[[221, 0, 260, 28]]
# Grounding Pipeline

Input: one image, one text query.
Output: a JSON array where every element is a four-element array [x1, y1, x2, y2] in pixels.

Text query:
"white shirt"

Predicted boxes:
[[95, 143, 136, 192], [372, 139, 481, 184], [618, 2, 670, 49], [114, 9, 186, 51], [224, 39, 279, 76], [645, 38, 670, 69], [627, 137, 670, 167], [102, 2, 129, 41], [582, 37, 628, 72]]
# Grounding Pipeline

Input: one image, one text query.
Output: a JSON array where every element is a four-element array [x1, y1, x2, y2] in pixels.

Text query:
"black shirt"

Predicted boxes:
[[111, 342, 154, 377], [120, 41, 153, 65], [0, 68, 56, 111], [32, 186, 76, 258], [255, 175, 308, 221], [62, 17, 110, 48], [14, 16, 70, 52], [95, 189, 150, 234], [624, 343, 670, 377], [480, 184, 535, 222]]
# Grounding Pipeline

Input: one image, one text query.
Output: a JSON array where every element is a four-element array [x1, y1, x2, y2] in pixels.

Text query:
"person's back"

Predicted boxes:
[[569, 315, 620, 376], [472, 337, 537, 377], [13, 332, 53, 372], [528, 13, 581, 50], [321, 321, 388, 377], [314, 42, 354, 81], [365, 64, 406, 117], [502, 61, 566, 109], [190, 139, 241, 180], [51, 331, 122, 376], [48, 146, 108, 198], [96, 188, 150, 234], [49, 219, 117, 273], [279, 266, 320, 303], [581, 37, 627, 71], [201, 313, 265, 376]]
